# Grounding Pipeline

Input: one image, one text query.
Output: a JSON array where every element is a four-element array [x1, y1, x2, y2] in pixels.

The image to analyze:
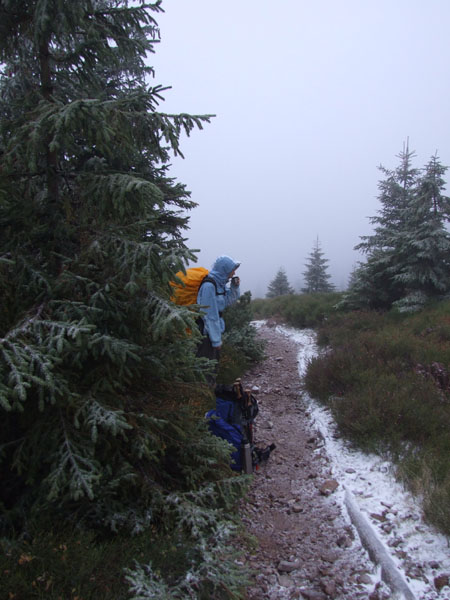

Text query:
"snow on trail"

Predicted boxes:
[[261, 322, 450, 600]]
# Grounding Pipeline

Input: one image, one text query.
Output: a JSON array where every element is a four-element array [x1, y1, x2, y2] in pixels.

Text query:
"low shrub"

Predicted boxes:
[[302, 346, 367, 401], [1, 478, 251, 600], [217, 343, 250, 384], [303, 299, 450, 535], [314, 310, 386, 347], [223, 292, 266, 368], [0, 397, 252, 599], [251, 292, 344, 329], [423, 473, 450, 536], [330, 373, 449, 452]]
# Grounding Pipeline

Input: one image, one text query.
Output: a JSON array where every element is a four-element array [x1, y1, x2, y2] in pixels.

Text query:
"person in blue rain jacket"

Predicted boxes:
[[196, 255, 241, 383]]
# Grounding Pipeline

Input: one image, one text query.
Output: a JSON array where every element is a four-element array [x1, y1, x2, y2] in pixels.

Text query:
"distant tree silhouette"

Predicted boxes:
[[266, 268, 294, 297], [302, 237, 335, 293]]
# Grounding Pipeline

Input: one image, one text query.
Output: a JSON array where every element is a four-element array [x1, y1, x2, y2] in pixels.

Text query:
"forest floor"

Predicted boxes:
[[236, 320, 395, 600]]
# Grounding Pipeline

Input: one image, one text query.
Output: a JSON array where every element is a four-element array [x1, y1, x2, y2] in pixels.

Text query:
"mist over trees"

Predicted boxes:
[[344, 145, 450, 311], [266, 267, 295, 297], [260, 144, 449, 311], [302, 237, 335, 293]]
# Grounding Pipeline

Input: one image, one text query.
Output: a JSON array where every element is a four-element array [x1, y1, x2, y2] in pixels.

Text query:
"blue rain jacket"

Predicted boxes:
[[197, 255, 240, 348]]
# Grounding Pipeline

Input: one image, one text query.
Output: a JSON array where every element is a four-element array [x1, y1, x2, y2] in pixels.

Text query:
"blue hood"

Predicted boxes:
[[209, 255, 240, 286]]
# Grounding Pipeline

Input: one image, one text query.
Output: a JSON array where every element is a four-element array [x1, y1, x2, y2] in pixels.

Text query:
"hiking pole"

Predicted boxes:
[[242, 440, 253, 474], [232, 378, 243, 399]]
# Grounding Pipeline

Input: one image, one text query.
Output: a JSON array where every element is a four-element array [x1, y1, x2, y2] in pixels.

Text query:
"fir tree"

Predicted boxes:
[[266, 267, 294, 297], [0, 0, 227, 530], [302, 237, 335, 293], [392, 154, 450, 308], [346, 144, 450, 310], [355, 144, 420, 306]]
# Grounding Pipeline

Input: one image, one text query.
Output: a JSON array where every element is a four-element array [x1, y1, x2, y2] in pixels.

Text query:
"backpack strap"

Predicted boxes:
[[198, 275, 225, 321], [200, 275, 225, 296]]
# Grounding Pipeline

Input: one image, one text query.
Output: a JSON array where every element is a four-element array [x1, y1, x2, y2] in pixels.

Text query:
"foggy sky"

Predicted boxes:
[[150, 0, 450, 298]]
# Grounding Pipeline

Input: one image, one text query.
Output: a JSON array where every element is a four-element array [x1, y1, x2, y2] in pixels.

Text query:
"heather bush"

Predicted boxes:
[[330, 372, 449, 451], [303, 299, 450, 535], [423, 473, 450, 536], [252, 292, 344, 328]]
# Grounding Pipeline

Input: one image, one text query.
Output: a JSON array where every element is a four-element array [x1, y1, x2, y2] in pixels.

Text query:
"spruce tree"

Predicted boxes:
[[345, 145, 414, 307], [266, 267, 294, 297], [0, 0, 226, 530], [347, 145, 450, 310], [302, 237, 335, 293], [392, 154, 450, 309]]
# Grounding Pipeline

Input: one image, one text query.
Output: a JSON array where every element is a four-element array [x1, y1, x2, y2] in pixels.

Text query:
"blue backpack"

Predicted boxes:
[[207, 381, 273, 472], [206, 408, 244, 471]]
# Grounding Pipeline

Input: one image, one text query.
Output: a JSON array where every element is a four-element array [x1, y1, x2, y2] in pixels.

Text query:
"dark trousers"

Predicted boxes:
[[196, 323, 220, 387]]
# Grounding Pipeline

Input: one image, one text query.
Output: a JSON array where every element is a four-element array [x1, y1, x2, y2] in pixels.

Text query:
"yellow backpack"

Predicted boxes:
[[170, 267, 218, 306]]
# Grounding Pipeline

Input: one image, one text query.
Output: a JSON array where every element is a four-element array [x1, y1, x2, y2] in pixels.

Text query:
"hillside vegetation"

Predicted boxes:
[[253, 294, 450, 536], [252, 292, 344, 328]]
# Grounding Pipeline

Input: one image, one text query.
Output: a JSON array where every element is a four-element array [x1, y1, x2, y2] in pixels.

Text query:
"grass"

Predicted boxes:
[[302, 299, 450, 536]]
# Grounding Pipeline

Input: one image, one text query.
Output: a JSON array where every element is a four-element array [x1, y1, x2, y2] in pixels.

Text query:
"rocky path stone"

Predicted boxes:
[[238, 323, 392, 600]]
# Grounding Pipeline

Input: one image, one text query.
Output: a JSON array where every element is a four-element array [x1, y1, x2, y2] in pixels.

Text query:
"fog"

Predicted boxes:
[[151, 0, 450, 298]]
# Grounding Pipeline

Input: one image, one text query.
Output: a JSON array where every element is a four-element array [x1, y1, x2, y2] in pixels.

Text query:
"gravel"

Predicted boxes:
[[237, 322, 394, 600]]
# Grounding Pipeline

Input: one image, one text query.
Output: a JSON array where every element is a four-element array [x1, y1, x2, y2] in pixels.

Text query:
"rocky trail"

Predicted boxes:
[[236, 322, 450, 600]]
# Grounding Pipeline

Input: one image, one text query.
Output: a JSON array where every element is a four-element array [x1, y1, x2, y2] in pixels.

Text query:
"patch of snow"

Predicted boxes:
[[276, 324, 450, 600]]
